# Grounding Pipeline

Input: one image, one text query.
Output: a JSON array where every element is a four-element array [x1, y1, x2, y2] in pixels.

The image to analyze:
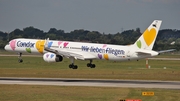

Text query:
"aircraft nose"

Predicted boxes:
[[4, 45, 7, 50], [4, 45, 10, 51]]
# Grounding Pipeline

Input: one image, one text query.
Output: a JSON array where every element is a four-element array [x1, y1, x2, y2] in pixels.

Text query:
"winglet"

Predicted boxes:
[[44, 38, 59, 54], [134, 20, 162, 50], [44, 38, 49, 48]]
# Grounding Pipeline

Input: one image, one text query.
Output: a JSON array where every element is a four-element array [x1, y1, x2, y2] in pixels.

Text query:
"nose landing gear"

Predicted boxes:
[[18, 52, 23, 63]]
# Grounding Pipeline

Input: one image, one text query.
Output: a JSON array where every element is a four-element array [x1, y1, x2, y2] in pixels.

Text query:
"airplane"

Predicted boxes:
[[4, 20, 174, 69]]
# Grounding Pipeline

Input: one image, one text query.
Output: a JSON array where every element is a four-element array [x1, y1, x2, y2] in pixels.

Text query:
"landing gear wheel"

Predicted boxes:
[[87, 63, 96, 68], [69, 64, 78, 69], [69, 64, 73, 68], [87, 63, 91, 67], [18, 59, 23, 63], [69, 57, 78, 69], [73, 65, 78, 69], [87, 60, 96, 68], [91, 64, 96, 68]]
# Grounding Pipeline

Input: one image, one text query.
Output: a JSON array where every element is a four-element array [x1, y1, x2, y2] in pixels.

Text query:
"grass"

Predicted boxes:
[[0, 53, 180, 80], [0, 85, 179, 101]]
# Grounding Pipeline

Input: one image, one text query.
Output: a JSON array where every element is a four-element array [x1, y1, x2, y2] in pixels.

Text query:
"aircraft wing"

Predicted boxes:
[[44, 38, 96, 60], [45, 48, 96, 60]]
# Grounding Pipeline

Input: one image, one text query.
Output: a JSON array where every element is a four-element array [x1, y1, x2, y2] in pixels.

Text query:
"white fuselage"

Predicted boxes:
[[4, 38, 157, 61]]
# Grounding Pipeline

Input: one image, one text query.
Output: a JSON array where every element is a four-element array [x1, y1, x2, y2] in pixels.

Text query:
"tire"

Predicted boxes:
[[18, 59, 23, 63], [91, 64, 95, 68], [73, 65, 78, 69], [87, 63, 91, 67], [69, 64, 73, 68]]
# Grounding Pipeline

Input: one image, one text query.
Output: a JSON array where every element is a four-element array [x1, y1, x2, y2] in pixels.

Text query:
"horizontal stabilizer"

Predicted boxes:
[[158, 49, 176, 53], [135, 50, 159, 56]]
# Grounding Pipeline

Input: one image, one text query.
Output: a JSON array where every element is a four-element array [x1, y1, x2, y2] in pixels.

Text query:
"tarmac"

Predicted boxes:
[[0, 77, 180, 89]]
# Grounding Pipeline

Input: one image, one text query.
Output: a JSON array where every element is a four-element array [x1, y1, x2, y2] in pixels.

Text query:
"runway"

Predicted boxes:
[[0, 77, 180, 89]]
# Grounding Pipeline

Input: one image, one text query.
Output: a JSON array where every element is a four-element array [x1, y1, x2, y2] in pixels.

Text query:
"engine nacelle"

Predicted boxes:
[[43, 52, 63, 62]]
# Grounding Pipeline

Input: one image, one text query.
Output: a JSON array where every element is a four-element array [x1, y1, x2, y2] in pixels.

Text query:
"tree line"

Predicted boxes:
[[0, 26, 180, 50]]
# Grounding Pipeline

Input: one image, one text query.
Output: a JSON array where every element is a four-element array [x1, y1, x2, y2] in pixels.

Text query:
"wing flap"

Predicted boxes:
[[57, 50, 96, 60]]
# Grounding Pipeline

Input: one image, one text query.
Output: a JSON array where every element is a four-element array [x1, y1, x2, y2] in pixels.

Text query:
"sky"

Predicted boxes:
[[0, 0, 180, 34]]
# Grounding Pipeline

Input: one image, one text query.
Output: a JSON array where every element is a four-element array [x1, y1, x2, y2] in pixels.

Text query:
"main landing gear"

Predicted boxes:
[[69, 57, 78, 69], [69, 63, 78, 69], [87, 60, 96, 68], [18, 52, 23, 63], [68, 58, 96, 69]]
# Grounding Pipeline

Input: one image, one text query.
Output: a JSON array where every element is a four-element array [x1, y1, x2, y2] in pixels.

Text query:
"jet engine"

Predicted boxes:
[[43, 52, 63, 62]]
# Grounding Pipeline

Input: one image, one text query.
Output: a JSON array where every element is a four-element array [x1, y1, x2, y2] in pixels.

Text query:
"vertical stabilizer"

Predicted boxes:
[[133, 20, 162, 50]]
